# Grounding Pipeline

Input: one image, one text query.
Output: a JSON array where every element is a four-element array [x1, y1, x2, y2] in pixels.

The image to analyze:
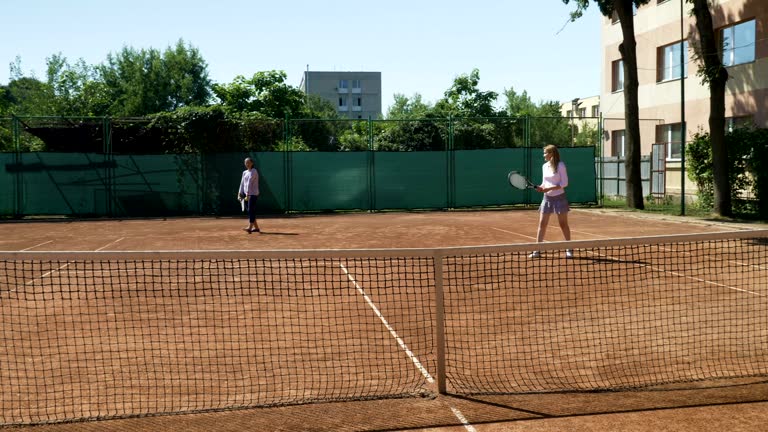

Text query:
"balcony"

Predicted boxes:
[[351, 87, 361, 94], [337, 88, 349, 94], [352, 106, 362, 112]]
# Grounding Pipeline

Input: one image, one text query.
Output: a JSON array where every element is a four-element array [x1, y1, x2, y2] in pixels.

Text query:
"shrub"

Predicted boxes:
[[687, 127, 768, 217]]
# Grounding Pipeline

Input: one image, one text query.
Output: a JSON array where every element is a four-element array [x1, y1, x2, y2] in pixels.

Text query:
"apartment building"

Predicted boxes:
[[600, 0, 767, 196], [300, 71, 382, 119], [561, 95, 601, 119]]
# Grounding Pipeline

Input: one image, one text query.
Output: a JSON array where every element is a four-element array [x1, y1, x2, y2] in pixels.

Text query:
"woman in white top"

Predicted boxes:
[[530, 145, 572, 258], [238, 157, 260, 233]]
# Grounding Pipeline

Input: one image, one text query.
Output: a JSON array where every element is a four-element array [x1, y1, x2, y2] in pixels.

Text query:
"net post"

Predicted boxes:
[[433, 250, 447, 394]]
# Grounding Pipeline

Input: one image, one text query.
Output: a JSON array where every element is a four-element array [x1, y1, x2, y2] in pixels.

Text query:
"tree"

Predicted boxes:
[[162, 40, 212, 111], [503, 88, 573, 147], [98, 40, 211, 116], [0, 85, 10, 116], [386, 93, 432, 119], [376, 116, 447, 151], [503, 87, 537, 117], [212, 70, 305, 119], [46, 53, 110, 116], [564, 0, 650, 209], [5, 77, 55, 115], [304, 94, 339, 119], [689, 0, 730, 216], [434, 69, 500, 118], [213, 71, 339, 150]]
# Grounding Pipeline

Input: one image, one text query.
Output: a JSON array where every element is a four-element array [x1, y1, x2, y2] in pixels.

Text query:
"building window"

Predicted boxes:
[[657, 123, 683, 160], [591, 105, 600, 117], [612, 130, 626, 158], [566, 110, 573, 118], [611, 60, 624, 92], [726, 116, 753, 132], [721, 20, 756, 66], [338, 96, 347, 108], [352, 79, 361, 89], [339, 79, 348, 89], [578, 107, 586, 118], [354, 97, 362, 107], [658, 40, 688, 81]]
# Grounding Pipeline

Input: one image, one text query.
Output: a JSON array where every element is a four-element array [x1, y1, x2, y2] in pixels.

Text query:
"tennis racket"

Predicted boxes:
[[507, 171, 537, 190]]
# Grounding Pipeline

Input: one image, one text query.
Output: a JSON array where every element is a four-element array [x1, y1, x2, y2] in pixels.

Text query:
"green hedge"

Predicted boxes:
[[687, 127, 768, 218]]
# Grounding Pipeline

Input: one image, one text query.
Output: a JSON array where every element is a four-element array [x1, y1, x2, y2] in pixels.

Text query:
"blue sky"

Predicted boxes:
[[0, 0, 602, 112]]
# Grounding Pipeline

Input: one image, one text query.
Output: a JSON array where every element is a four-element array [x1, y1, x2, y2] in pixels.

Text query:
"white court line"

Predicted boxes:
[[572, 228, 768, 292], [339, 263, 434, 383], [22, 239, 125, 288], [340, 264, 479, 430], [494, 226, 766, 297], [574, 228, 768, 271], [450, 407, 478, 432], [451, 407, 477, 432], [490, 227, 536, 240], [26, 263, 70, 286], [586, 249, 766, 297], [571, 229, 608, 238], [95, 237, 124, 251], [21, 240, 53, 251]]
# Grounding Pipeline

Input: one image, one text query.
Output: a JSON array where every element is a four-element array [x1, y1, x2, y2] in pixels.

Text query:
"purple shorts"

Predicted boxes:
[[539, 193, 570, 214]]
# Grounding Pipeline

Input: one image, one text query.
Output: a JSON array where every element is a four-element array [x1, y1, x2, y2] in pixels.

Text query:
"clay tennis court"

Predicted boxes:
[[1, 208, 767, 431]]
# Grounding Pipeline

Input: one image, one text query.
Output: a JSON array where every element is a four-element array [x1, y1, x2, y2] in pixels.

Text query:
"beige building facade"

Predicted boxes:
[[300, 71, 382, 119], [600, 0, 767, 196]]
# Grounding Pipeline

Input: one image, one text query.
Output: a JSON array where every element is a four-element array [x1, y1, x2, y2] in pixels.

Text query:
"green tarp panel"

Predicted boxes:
[[16, 152, 110, 216], [290, 152, 369, 212], [558, 147, 598, 203], [373, 151, 448, 210], [454, 148, 536, 207], [111, 154, 202, 217], [0, 153, 17, 216]]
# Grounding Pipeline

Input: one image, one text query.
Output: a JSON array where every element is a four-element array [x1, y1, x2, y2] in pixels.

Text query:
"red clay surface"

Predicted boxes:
[[1, 209, 767, 432], [0, 208, 749, 252]]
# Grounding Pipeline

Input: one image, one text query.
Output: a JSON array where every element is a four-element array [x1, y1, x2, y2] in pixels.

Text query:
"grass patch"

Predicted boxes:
[[602, 196, 726, 219]]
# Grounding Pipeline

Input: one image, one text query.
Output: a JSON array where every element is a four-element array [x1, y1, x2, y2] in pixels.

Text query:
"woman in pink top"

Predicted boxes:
[[529, 145, 572, 258]]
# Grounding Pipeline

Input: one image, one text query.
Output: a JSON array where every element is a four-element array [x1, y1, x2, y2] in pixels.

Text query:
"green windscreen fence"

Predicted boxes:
[[0, 153, 16, 216], [289, 152, 370, 211], [454, 148, 535, 207], [374, 151, 449, 210], [111, 154, 203, 217], [1, 148, 597, 217], [13, 153, 112, 217]]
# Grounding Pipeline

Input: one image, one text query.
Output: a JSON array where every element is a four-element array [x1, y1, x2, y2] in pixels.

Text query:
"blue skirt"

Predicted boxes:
[[539, 193, 570, 214]]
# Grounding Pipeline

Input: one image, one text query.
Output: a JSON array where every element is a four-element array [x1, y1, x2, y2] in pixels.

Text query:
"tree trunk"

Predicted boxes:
[[692, 0, 731, 216], [616, 1, 644, 209]]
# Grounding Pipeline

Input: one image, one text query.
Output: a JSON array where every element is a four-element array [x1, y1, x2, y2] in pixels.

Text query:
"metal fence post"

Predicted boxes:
[[368, 115, 375, 211], [433, 250, 447, 394], [11, 115, 22, 217]]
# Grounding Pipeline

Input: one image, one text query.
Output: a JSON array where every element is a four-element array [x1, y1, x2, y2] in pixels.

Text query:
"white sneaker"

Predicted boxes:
[[565, 249, 574, 259], [528, 251, 541, 258]]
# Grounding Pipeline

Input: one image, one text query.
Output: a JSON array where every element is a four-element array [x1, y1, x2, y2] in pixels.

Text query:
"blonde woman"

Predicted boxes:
[[529, 145, 572, 258]]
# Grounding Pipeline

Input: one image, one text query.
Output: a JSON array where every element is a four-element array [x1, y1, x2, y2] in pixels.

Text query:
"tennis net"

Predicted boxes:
[[1, 230, 767, 425]]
